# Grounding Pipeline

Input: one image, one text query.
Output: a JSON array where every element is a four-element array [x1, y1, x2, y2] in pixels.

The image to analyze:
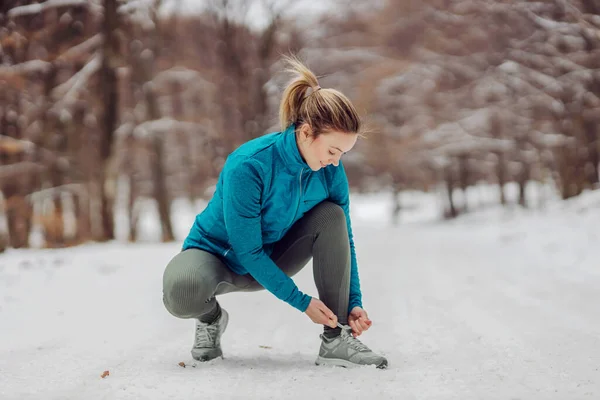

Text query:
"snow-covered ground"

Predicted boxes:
[[1, 184, 599, 399]]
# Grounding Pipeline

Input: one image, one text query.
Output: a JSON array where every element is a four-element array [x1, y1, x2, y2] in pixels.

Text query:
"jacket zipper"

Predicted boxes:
[[291, 169, 303, 227]]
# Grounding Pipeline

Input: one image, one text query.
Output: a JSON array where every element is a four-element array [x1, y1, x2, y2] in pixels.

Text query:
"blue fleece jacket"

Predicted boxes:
[[182, 124, 362, 313]]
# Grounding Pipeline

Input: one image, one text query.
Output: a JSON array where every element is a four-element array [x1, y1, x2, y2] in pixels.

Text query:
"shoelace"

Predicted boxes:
[[336, 322, 371, 352], [195, 321, 217, 347]]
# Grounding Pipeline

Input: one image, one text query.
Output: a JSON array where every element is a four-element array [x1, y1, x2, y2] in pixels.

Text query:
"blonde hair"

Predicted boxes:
[[278, 55, 361, 137]]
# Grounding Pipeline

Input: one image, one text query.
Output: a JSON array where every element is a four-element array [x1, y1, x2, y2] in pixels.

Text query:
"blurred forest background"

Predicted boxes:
[[1, 0, 599, 251]]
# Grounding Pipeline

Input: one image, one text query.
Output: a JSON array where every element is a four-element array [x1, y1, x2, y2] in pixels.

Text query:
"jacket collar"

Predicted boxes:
[[276, 124, 311, 173]]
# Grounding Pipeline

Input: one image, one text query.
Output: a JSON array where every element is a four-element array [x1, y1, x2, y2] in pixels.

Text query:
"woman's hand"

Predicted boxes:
[[348, 306, 372, 337], [305, 298, 338, 328]]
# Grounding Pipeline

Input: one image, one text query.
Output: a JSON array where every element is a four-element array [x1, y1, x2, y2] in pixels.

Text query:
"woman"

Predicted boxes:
[[162, 56, 387, 369]]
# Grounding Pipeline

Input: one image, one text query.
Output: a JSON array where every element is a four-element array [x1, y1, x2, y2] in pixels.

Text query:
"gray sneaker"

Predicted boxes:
[[315, 324, 388, 369], [191, 308, 229, 362]]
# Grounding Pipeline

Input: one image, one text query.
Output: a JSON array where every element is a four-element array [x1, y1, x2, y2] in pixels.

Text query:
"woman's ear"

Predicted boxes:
[[300, 123, 313, 140]]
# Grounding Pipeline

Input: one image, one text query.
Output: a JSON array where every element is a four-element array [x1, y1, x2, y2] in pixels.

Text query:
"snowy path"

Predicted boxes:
[[1, 194, 599, 399]]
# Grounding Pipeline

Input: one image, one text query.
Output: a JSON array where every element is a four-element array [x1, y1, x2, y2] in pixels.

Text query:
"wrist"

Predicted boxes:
[[298, 294, 312, 312], [348, 303, 363, 315]]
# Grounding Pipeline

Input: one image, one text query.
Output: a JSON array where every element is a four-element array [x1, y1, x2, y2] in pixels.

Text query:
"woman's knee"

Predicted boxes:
[[310, 201, 347, 231], [162, 251, 214, 318]]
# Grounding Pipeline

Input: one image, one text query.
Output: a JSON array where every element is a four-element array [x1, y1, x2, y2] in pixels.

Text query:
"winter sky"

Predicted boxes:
[[160, 0, 345, 31]]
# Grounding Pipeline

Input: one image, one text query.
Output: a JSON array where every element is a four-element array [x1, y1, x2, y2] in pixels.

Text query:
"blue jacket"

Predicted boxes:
[[183, 124, 362, 313]]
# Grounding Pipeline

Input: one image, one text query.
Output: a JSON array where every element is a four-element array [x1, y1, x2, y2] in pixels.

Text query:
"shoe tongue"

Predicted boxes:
[[343, 331, 369, 352]]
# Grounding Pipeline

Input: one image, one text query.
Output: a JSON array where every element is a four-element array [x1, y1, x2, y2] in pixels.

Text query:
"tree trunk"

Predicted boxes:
[[490, 113, 507, 206], [144, 84, 175, 242], [0, 230, 7, 253], [391, 180, 402, 226], [138, 2, 175, 243], [44, 126, 66, 247], [151, 135, 174, 242], [172, 82, 196, 203], [255, 18, 280, 136], [154, 143, 174, 241], [584, 120, 599, 186], [97, 160, 115, 241], [43, 193, 65, 248], [458, 155, 469, 213], [5, 194, 33, 249], [518, 162, 530, 208], [516, 137, 531, 208], [496, 152, 507, 206], [127, 172, 139, 243], [120, 134, 139, 243], [97, 0, 119, 241], [73, 189, 92, 244], [445, 163, 458, 219], [556, 144, 584, 200], [2, 93, 33, 249]]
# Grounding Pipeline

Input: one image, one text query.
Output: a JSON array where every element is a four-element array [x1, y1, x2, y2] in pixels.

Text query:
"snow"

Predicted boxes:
[[420, 109, 516, 154], [526, 11, 581, 34], [0, 60, 53, 78], [161, 0, 341, 32], [25, 184, 85, 203], [1, 186, 599, 399], [56, 34, 102, 63], [153, 67, 203, 84], [7, 0, 101, 18], [132, 118, 214, 139], [51, 53, 101, 110], [118, 0, 155, 14]]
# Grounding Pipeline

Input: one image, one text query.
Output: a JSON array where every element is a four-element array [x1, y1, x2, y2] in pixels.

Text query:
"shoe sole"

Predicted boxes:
[[191, 310, 229, 362], [192, 348, 223, 362], [315, 356, 388, 369]]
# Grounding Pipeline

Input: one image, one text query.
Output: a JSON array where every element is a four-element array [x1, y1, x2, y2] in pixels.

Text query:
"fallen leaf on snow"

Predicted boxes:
[[100, 371, 110, 378]]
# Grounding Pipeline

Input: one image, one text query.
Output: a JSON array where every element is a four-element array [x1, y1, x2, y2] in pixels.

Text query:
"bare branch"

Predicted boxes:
[[56, 34, 103, 63], [132, 118, 216, 139], [152, 66, 214, 88], [7, 0, 102, 18], [0, 162, 46, 180], [26, 183, 88, 202], [0, 60, 53, 79], [51, 52, 102, 109], [0, 136, 36, 155]]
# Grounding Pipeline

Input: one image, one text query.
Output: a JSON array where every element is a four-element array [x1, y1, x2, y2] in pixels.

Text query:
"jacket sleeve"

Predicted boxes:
[[327, 161, 363, 314], [222, 159, 312, 312]]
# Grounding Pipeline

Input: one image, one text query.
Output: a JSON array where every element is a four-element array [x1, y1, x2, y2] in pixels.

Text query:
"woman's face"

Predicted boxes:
[[296, 124, 358, 171]]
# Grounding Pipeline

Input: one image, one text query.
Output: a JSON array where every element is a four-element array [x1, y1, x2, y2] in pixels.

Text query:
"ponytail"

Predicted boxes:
[[278, 55, 361, 136], [278, 55, 320, 131]]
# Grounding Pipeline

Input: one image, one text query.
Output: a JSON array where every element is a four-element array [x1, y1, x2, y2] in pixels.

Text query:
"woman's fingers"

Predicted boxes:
[[358, 317, 370, 331], [350, 319, 363, 336], [348, 316, 373, 337], [325, 313, 337, 328], [348, 319, 356, 336], [318, 302, 337, 328], [307, 298, 336, 327]]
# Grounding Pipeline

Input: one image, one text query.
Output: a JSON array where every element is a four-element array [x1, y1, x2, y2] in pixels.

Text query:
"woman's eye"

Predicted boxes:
[[328, 151, 335, 155]]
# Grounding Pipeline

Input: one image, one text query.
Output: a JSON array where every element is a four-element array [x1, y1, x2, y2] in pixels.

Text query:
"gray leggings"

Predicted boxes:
[[162, 201, 351, 324]]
